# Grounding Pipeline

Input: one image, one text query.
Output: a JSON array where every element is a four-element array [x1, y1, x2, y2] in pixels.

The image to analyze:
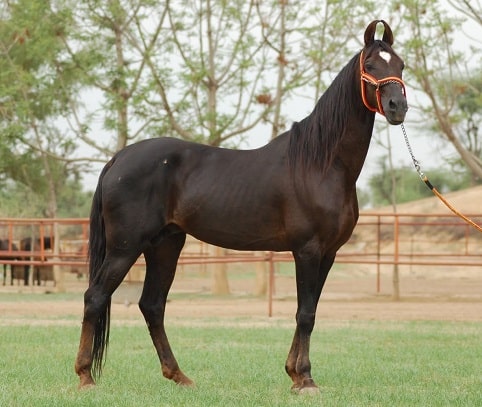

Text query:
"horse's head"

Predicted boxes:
[[360, 20, 408, 125]]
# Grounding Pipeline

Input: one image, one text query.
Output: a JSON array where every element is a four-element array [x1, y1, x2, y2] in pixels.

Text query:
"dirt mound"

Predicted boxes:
[[367, 185, 482, 214]]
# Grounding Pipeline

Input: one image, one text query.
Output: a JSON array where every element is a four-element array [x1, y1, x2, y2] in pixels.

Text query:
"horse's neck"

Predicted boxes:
[[336, 113, 375, 184], [322, 61, 376, 183]]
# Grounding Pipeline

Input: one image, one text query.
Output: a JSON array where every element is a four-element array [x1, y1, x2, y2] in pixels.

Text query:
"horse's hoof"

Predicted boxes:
[[78, 382, 96, 390], [291, 380, 320, 395], [172, 371, 195, 387], [298, 386, 320, 395], [77, 374, 96, 390], [177, 378, 195, 387]]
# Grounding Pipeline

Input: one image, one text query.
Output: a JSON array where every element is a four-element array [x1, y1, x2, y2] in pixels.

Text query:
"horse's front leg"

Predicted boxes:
[[286, 250, 335, 394]]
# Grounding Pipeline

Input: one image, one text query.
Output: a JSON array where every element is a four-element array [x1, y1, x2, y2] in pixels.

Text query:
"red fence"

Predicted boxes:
[[1, 213, 481, 283]]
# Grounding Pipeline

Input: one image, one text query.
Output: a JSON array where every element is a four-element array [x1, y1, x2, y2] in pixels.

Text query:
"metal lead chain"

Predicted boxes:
[[401, 123, 424, 180]]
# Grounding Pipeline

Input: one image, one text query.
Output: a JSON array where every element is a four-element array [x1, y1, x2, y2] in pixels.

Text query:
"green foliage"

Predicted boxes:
[[0, 0, 75, 121], [0, 0, 84, 217], [368, 162, 472, 207], [0, 174, 91, 217], [454, 73, 482, 160], [391, 0, 482, 181]]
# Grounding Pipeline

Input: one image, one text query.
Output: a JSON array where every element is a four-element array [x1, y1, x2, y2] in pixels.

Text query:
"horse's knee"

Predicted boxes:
[[296, 311, 316, 333]]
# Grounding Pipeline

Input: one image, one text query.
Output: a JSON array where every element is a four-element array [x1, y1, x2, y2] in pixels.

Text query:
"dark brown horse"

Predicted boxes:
[[75, 20, 407, 393], [1, 237, 53, 285], [0, 239, 19, 285], [19, 236, 53, 286]]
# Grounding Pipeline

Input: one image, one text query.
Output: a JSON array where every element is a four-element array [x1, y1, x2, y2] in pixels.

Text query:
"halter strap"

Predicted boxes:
[[359, 50, 406, 115]]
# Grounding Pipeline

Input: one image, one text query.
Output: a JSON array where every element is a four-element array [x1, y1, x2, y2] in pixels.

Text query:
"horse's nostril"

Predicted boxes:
[[389, 98, 407, 112]]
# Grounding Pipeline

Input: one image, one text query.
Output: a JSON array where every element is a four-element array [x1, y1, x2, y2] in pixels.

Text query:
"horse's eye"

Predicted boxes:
[[365, 63, 374, 72]]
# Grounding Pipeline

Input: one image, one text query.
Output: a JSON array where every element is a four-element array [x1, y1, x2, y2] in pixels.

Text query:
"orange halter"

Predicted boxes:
[[359, 50, 406, 115]]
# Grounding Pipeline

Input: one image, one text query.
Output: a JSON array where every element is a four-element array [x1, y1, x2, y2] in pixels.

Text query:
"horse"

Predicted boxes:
[[75, 20, 407, 393], [0, 239, 19, 286], [19, 236, 53, 286]]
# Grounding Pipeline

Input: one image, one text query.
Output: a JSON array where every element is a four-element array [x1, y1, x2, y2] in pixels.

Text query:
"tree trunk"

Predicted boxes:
[[254, 261, 267, 297], [114, 21, 129, 151], [52, 222, 65, 293], [270, 0, 286, 140], [211, 246, 230, 295]]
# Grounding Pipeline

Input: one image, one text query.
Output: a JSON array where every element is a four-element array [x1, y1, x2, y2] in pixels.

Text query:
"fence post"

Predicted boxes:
[[268, 252, 274, 317], [392, 215, 400, 301], [211, 246, 230, 295], [376, 215, 381, 293]]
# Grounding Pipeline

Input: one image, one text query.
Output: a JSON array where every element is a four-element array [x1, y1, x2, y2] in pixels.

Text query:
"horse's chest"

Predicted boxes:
[[310, 195, 358, 250]]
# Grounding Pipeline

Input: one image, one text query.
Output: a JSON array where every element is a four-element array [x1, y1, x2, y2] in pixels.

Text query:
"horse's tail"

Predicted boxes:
[[88, 160, 113, 380]]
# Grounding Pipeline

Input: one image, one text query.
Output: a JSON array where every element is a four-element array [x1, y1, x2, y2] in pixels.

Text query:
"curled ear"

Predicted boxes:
[[364, 20, 394, 46]]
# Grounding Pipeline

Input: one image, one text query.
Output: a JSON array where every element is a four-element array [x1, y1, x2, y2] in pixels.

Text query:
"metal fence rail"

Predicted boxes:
[[1, 212, 481, 276]]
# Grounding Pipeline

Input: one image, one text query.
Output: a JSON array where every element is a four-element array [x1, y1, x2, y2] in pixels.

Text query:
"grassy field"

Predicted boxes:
[[0, 317, 481, 406]]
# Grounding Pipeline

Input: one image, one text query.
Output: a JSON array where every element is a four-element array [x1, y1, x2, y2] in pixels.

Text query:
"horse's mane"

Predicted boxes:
[[288, 51, 364, 177]]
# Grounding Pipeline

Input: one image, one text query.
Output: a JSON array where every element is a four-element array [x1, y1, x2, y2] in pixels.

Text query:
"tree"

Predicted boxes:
[[447, 0, 482, 25], [394, 0, 482, 181], [256, 0, 377, 139], [451, 73, 482, 183], [62, 0, 164, 154], [0, 0, 84, 218], [128, 0, 277, 147]]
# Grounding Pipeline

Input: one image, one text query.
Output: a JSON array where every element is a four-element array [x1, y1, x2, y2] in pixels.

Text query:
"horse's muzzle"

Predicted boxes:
[[383, 87, 408, 125]]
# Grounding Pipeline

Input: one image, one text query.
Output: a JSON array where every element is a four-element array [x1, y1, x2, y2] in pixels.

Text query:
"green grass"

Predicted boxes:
[[0, 319, 481, 406]]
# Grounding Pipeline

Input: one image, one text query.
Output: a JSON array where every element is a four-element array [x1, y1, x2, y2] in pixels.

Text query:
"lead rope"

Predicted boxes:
[[401, 123, 482, 233]]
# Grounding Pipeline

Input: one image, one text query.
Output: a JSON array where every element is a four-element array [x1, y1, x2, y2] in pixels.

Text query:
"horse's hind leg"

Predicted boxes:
[[75, 251, 140, 388], [139, 232, 193, 386]]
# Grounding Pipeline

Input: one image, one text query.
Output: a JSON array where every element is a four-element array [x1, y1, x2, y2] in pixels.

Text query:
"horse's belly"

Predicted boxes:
[[174, 203, 289, 251], [188, 228, 290, 252]]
